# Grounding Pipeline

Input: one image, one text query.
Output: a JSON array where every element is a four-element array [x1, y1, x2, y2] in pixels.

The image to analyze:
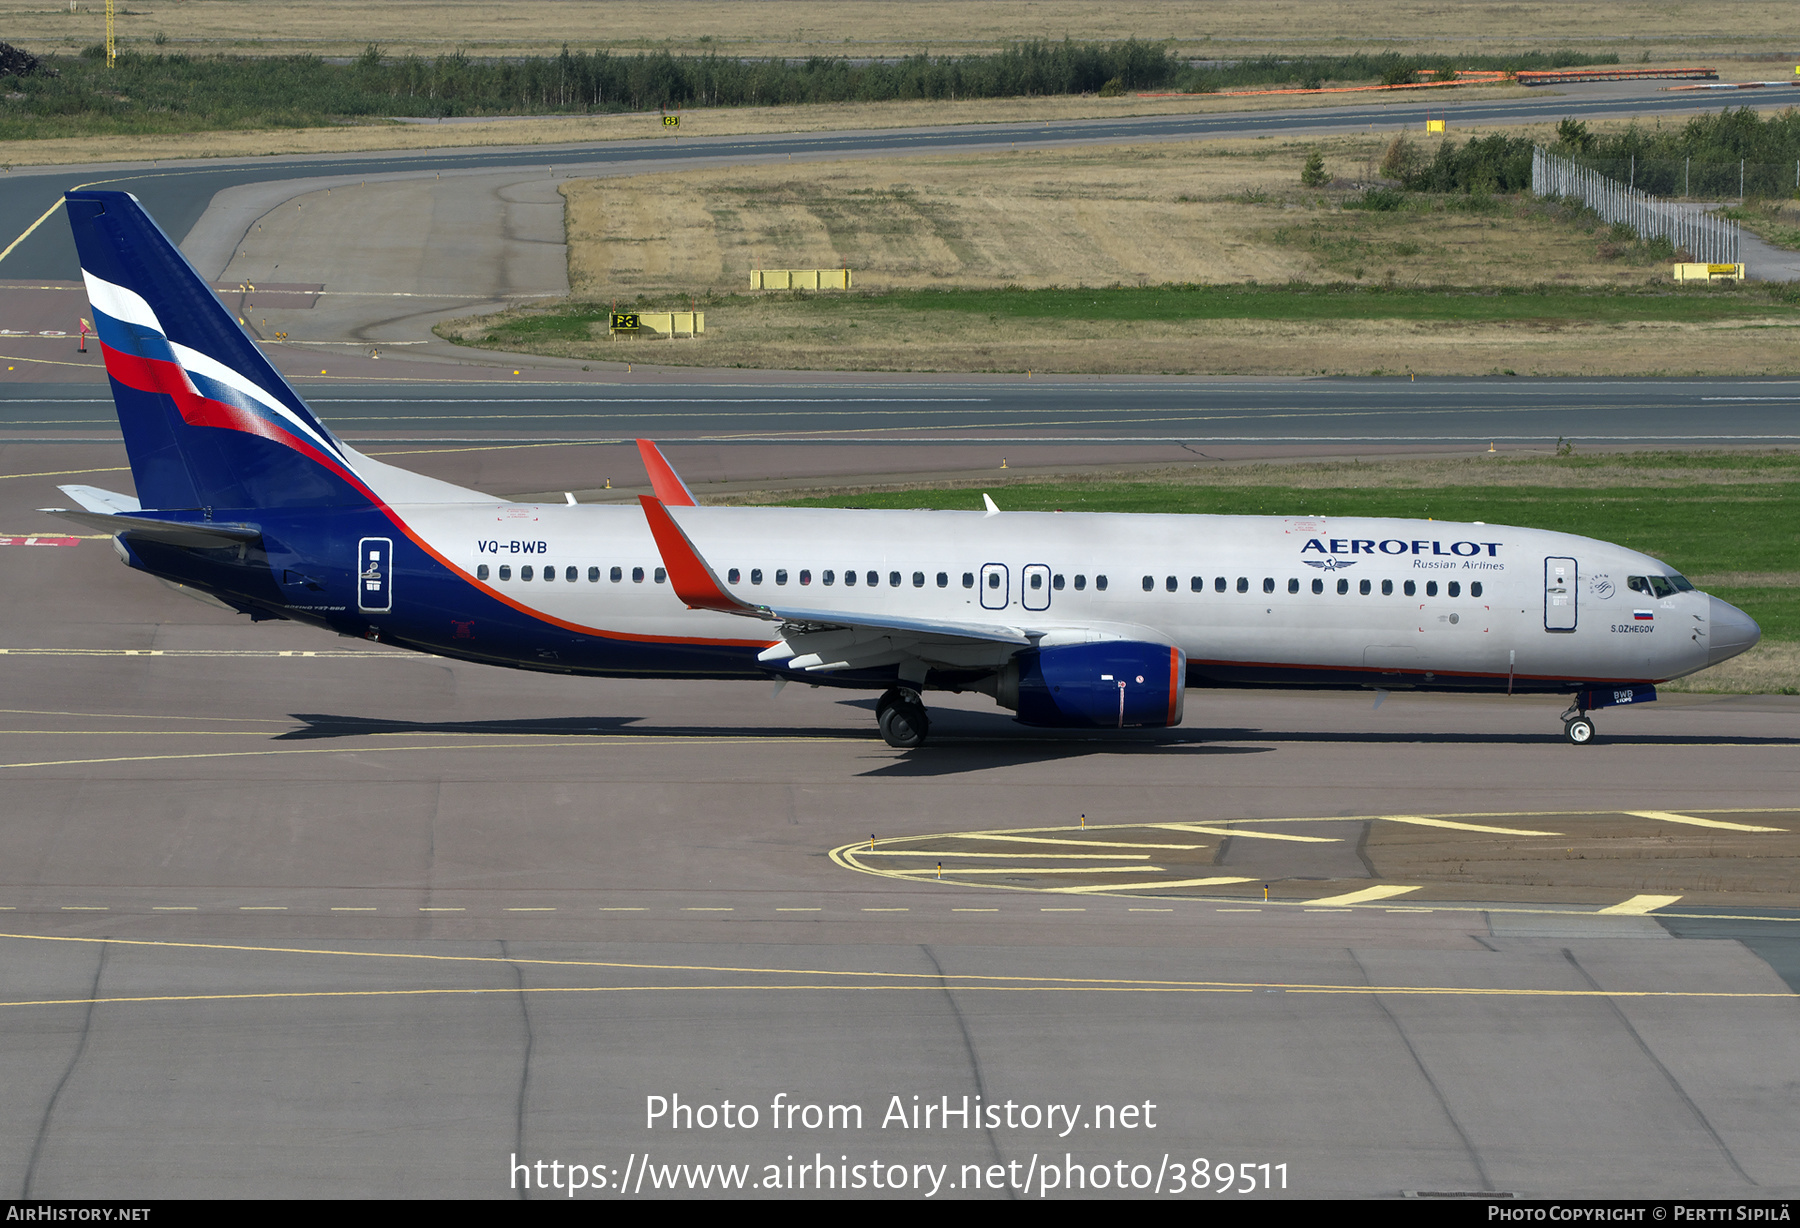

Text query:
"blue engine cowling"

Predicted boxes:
[[1000, 641, 1187, 728]]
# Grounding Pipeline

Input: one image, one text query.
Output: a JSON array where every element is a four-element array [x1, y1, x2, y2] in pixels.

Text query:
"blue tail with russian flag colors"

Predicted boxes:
[[66, 190, 373, 511]]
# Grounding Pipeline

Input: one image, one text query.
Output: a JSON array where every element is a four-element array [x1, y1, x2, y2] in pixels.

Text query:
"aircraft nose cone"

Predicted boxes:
[[1708, 596, 1761, 666]]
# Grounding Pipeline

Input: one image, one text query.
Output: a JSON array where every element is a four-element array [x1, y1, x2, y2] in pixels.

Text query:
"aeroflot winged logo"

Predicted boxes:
[[80, 269, 360, 484]]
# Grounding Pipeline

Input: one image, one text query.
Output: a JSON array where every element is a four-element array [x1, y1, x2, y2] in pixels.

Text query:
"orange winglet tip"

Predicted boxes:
[[636, 439, 697, 506]]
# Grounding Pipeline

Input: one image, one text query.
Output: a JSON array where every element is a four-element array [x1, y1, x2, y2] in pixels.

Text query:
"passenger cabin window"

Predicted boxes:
[[1263, 577, 1274, 594], [1166, 576, 1178, 592], [988, 572, 1001, 590], [776, 569, 788, 585], [914, 572, 926, 588], [962, 572, 975, 589], [728, 568, 741, 584], [939, 572, 950, 588], [889, 571, 901, 588], [1447, 581, 1460, 598], [1359, 579, 1370, 595], [1096, 575, 1109, 591], [566, 566, 578, 582], [632, 567, 645, 583], [1311, 578, 1323, 594], [1142, 575, 1154, 592], [1028, 572, 1042, 591], [1426, 581, 1437, 597], [1191, 577, 1203, 592], [800, 570, 811, 586], [1471, 581, 1483, 597], [522, 565, 534, 581], [1381, 579, 1393, 596], [587, 566, 599, 582], [1287, 578, 1298, 594], [1404, 580, 1415, 596], [751, 569, 763, 585], [824, 570, 836, 585], [1052, 574, 1064, 591], [1214, 577, 1226, 593], [477, 564, 490, 580], [654, 568, 666, 584], [1337, 579, 1348, 595], [844, 570, 857, 587], [499, 565, 512, 581], [543, 566, 554, 581], [1074, 575, 1087, 591], [867, 571, 878, 587], [1236, 577, 1248, 594]]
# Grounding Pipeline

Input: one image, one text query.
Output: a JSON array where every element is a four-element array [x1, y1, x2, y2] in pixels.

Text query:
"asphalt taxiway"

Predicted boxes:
[[2, 436, 1797, 1199]]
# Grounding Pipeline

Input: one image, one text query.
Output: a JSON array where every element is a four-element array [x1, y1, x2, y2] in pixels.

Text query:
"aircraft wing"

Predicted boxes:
[[638, 495, 1033, 674]]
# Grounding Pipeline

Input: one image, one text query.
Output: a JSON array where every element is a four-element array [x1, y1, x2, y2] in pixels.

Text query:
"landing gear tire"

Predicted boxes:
[[1564, 716, 1595, 746], [876, 688, 930, 749]]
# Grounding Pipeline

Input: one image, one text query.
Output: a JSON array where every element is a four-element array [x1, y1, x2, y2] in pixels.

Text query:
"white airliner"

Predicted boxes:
[[48, 190, 1762, 747]]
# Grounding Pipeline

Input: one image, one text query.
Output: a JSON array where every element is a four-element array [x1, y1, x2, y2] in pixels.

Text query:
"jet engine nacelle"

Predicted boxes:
[[996, 640, 1186, 729]]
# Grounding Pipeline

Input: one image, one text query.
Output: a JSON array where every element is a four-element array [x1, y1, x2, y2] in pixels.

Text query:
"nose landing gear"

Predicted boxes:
[[1560, 698, 1595, 745], [876, 687, 930, 748]]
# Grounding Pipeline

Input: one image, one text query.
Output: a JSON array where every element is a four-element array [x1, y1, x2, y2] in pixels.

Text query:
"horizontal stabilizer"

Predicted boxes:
[[58, 484, 142, 514], [40, 507, 261, 547]]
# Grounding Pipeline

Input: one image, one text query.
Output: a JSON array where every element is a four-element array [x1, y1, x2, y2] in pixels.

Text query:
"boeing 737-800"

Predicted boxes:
[[45, 191, 1762, 747]]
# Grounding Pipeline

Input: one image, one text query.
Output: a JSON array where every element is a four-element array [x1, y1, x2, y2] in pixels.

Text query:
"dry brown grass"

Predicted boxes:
[[560, 130, 1667, 298], [508, 303, 1800, 378], [0, 80, 1539, 167], [6, 1, 1795, 59]]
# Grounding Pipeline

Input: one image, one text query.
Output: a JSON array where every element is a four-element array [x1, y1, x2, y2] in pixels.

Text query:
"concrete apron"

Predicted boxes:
[[183, 172, 569, 350]]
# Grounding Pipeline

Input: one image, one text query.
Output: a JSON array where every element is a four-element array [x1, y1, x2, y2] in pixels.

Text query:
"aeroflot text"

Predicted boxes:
[[1302, 538, 1503, 557]]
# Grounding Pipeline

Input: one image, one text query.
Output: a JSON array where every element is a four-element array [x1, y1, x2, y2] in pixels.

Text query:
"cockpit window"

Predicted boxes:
[[1648, 576, 1677, 598], [1627, 576, 1649, 594], [1668, 574, 1694, 592]]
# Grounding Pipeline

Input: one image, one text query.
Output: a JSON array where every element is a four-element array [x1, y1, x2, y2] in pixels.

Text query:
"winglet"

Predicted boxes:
[[637, 496, 767, 618], [636, 439, 697, 506]]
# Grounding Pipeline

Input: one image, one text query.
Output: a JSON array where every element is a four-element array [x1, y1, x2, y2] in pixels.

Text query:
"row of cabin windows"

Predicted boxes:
[[471, 563, 1482, 600], [475, 564, 667, 583], [1152, 576, 1484, 598]]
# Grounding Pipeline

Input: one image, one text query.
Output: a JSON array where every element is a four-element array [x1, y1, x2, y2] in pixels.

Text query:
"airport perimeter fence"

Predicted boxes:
[[1531, 146, 1743, 265]]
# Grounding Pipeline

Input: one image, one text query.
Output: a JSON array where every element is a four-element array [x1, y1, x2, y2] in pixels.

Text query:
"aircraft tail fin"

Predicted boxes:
[[65, 189, 374, 511]]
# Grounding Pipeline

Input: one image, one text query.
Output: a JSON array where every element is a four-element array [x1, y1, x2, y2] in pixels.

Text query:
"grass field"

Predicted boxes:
[[5, 1, 1795, 60], [755, 452, 1800, 692], [436, 133, 1800, 376]]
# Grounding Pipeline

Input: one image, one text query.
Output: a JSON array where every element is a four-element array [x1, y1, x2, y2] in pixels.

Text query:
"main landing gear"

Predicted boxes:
[[1560, 699, 1595, 746], [876, 687, 930, 749]]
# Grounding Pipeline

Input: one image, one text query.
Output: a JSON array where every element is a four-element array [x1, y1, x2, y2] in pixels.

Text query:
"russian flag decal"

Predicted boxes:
[[1634, 610, 1654, 621]]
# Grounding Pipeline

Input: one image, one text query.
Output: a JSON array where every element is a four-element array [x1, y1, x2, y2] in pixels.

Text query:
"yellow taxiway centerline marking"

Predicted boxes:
[[1624, 810, 1786, 833], [1305, 885, 1423, 906], [888, 866, 1167, 875], [331, 907, 377, 912], [152, 907, 197, 911], [0, 932, 1789, 1000], [934, 834, 1201, 850], [775, 908, 821, 912], [951, 908, 998, 912], [1597, 894, 1684, 915], [858, 850, 1152, 860], [1153, 822, 1340, 843], [1372, 816, 1561, 836], [1044, 876, 1257, 895], [505, 908, 556, 912], [238, 907, 286, 911], [862, 908, 908, 912], [599, 907, 645, 912]]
